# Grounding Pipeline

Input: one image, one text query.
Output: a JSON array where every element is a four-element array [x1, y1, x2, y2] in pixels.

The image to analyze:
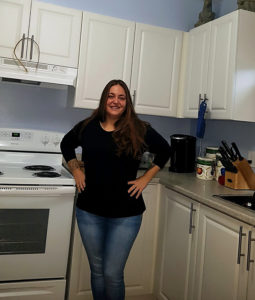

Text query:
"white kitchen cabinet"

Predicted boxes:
[[67, 183, 160, 300], [155, 187, 199, 300], [180, 22, 210, 118], [72, 11, 135, 109], [72, 13, 183, 117], [181, 9, 255, 122], [0, 0, 82, 67], [130, 23, 183, 117], [0, 0, 31, 59], [247, 229, 255, 300], [194, 204, 249, 300]]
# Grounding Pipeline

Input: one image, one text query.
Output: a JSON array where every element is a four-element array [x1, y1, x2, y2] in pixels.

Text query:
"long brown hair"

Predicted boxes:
[[78, 79, 148, 158]]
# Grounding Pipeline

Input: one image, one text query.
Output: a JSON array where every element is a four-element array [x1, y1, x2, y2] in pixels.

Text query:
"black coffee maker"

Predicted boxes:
[[169, 134, 196, 173]]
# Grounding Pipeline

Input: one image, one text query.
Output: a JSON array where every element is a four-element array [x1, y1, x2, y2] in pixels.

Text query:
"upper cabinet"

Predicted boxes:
[[0, 0, 82, 67], [180, 9, 255, 122], [131, 23, 183, 117], [73, 12, 135, 109], [72, 12, 183, 117]]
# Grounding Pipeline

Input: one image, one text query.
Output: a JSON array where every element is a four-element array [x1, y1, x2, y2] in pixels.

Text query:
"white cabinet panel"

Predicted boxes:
[[155, 187, 199, 300], [194, 205, 248, 300], [207, 12, 238, 119], [181, 9, 255, 122], [29, 1, 82, 67], [131, 23, 183, 117], [74, 12, 135, 109], [0, 0, 81, 67], [247, 230, 255, 300], [0, 0, 30, 58], [182, 22, 210, 118]]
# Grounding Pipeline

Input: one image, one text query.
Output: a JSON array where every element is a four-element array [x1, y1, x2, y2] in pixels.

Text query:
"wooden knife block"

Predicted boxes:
[[224, 159, 255, 190]]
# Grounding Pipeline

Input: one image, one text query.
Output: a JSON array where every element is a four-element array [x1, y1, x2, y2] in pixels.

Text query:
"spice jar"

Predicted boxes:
[[196, 157, 214, 180]]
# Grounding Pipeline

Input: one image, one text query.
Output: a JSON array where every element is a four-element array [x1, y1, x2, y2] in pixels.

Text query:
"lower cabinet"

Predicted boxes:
[[155, 187, 255, 300], [67, 183, 159, 300], [154, 187, 199, 300], [194, 205, 249, 300]]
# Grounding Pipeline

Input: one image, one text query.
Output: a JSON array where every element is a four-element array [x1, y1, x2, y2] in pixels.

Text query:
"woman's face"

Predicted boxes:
[[105, 84, 127, 120]]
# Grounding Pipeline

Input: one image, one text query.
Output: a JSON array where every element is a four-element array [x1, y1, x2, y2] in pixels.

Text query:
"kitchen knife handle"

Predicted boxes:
[[189, 203, 196, 234], [21, 33, 25, 59], [237, 226, 246, 264], [231, 142, 243, 161], [247, 231, 255, 271], [221, 140, 235, 161], [30, 35, 34, 60]]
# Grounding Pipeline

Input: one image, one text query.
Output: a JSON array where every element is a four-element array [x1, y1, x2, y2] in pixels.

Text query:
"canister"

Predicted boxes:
[[205, 147, 219, 159], [196, 157, 214, 180]]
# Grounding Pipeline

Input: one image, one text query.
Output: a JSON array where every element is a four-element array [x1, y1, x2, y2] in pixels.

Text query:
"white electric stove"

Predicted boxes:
[[0, 128, 76, 300]]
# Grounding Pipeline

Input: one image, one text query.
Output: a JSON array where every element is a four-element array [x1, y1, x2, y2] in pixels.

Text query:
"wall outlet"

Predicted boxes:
[[248, 151, 255, 167]]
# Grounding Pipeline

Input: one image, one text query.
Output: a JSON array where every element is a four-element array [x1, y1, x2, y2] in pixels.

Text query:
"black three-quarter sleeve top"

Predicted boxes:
[[61, 118, 170, 218]]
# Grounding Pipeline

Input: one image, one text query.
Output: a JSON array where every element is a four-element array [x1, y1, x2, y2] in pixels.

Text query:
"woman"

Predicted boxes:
[[61, 79, 170, 300]]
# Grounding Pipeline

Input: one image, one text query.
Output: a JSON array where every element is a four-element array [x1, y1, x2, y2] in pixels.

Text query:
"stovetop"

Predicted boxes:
[[0, 162, 74, 185], [0, 128, 75, 186]]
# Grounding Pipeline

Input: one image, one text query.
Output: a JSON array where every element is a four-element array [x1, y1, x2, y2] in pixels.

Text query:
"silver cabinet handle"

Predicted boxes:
[[237, 226, 246, 264], [189, 203, 196, 234], [247, 231, 255, 271], [132, 90, 136, 106], [30, 35, 34, 60], [21, 33, 25, 59]]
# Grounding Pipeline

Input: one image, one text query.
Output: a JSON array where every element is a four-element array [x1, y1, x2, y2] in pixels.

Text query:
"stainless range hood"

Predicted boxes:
[[0, 57, 77, 87]]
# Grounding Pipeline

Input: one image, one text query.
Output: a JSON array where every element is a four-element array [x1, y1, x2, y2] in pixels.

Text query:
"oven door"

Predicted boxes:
[[0, 186, 75, 282]]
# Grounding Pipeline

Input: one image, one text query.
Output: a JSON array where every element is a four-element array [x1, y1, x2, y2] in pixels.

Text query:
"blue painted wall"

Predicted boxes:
[[39, 0, 202, 31], [0, 0, 254, 159]]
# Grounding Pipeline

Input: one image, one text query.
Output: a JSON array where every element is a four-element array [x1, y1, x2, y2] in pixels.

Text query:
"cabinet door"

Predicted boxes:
[[29, 1, 82, 67], [156, 188, 199, 300], [206, 12, 238, 119], [182, 22, 210, 118], [0, 0, 30, 58], [73, 12, 135, 109], [131, 23, 183, 117], [67, 184, 159, 300], [194, 205, 248, 300], [247, 229, 255, 300], [125, 183, 159, 298]]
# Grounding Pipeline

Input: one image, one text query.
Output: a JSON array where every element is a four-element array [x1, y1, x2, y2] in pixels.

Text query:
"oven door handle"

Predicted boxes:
[[0, 186, 76, 195]]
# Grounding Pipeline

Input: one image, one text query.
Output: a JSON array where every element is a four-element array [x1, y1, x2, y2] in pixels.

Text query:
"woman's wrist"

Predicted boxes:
[[67, 158, 81, 173]]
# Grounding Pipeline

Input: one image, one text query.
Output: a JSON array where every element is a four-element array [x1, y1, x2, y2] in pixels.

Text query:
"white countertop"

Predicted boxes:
[[142, 168, 255, 226]]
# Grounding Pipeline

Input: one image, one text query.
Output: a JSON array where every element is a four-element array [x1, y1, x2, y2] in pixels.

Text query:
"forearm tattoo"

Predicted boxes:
[[68, 158, 80, 172]]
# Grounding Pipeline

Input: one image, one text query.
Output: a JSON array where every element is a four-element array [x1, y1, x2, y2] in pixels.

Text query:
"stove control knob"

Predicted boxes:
[[41, 135, 50, 146], [52, 135, 61, 147]]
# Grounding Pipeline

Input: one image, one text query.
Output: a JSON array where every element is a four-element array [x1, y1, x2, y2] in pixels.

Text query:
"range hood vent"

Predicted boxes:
[[0, 57, 77, 87]]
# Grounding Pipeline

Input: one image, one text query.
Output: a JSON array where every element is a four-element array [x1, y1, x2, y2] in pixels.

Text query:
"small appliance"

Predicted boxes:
[[169, 134, 196, 173]]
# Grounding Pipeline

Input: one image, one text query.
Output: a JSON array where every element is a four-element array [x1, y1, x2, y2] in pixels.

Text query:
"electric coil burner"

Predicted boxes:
[[24, 165, 55, 171], [33, 171, 61, 178]]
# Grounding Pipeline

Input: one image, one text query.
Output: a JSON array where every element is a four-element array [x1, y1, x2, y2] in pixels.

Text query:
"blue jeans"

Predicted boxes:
[[76, 207, 142, 300]]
